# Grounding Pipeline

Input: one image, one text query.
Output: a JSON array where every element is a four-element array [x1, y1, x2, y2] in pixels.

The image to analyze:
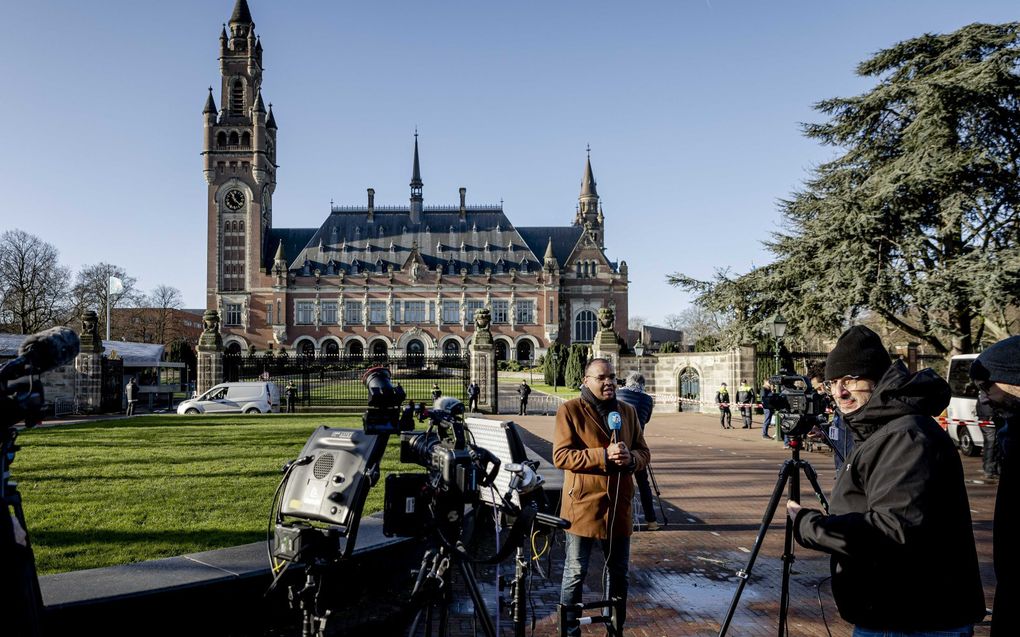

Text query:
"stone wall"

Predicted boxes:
[[616, 345, 757, 414]]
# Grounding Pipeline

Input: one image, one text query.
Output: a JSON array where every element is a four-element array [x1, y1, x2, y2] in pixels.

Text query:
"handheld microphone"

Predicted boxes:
[[0, 327, 81, 382], [608, 411, 622, 443]]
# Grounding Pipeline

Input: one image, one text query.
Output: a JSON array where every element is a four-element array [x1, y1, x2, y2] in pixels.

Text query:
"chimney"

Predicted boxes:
[[367, 188, 375, 222], [459, 187, 466, 220]]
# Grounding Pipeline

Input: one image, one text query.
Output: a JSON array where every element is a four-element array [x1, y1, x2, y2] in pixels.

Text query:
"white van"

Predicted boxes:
[[944, 354, 983, 456], [177, 382, 281, 415]]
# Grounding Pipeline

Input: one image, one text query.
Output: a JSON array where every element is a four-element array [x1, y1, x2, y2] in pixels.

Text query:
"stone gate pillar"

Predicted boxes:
[[74, 310, 104, 414], [469, 308, 498, 414], [197, 310, 224, 395], [592, 307, 621, 369]]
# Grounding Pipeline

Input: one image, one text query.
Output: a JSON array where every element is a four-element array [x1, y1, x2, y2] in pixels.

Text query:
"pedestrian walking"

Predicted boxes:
[[467, 380, 480, 412], [716, 383, 733, 429]]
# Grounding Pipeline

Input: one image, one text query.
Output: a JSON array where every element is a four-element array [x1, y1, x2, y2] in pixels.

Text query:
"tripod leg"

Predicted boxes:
[[646, 464, 669, 526], [717, 461, 795, 637], [799, 461, 831, 514], [457, 557, 497, 637]]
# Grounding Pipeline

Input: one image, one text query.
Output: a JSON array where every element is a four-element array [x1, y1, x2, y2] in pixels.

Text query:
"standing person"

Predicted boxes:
[[715, 383, 733, 429], [431, 383, 442, 401], [970, 336, 1020, 637], [977, 390, 1003, 481], [737, 379, 756, 429], [760, 380, 774, 439], [554, 358, 650, 636], [285, 381, 297, 413], [125, 377, 138, 416], [808, 363, 853, 475], [616, 371, 659, 531], [787, 326, 984, 636], [517, 380, 531, 415], [467, 380, 480, 412]]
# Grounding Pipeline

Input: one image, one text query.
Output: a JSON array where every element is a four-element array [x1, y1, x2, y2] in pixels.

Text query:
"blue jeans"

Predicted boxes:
[[560, 532, 630, 636], [852, 626, 973, 637], [762, 411, 773, 437]]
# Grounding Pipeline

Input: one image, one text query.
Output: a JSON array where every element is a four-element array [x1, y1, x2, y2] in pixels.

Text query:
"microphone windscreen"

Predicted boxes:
[[608, 411, 622, 431], [19, 327, 81, 372]]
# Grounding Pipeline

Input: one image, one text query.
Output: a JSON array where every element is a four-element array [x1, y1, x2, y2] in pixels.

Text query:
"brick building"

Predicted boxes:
[[202, 0, 630, 361]]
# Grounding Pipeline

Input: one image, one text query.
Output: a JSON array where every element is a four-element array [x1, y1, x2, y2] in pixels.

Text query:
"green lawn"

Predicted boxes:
[[14, 414, 426, 575], [528, 381, 580, 400]]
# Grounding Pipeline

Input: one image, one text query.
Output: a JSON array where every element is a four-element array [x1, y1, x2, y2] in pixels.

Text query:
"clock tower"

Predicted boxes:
[[201, 0, 277, 312]]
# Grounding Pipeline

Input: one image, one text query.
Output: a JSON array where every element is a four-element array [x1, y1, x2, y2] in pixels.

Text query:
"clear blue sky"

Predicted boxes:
[[1, 1, 1016, 325]]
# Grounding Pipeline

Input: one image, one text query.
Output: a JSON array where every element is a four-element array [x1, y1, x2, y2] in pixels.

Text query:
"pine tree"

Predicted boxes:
[[565, 344, 589, 390]]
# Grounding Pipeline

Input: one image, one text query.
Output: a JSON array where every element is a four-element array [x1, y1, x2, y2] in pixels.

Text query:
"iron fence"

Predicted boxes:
[[224, 354, 469, 409]]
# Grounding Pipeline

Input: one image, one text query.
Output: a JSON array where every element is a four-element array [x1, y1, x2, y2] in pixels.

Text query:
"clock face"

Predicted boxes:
[[225, 189, 246, 211]]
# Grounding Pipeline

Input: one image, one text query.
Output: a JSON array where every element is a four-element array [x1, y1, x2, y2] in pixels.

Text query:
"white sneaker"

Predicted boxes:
[[646, 521, 660, 531]]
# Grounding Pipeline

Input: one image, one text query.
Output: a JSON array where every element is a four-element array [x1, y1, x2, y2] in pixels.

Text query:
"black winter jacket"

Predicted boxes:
[[616, 386, 654, 427], [793, 362, 985, 631]]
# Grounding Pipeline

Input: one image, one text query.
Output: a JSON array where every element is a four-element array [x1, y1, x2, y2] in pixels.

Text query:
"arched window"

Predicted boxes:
[[576, 263, 582, 276], [217, 132, 227, 148], [516, 340, 533, 363], [574, 309, 598, 343], [238, 220, 244, 231], [494, 340, 508, 361], [241, 131, 251, 148], [371, 341, 388, 360], [407, 339, 424, 368], [225, 342, 243, 357], [230, 79, 245, 116], [347, 341, 364, 361], [443, 340, 460, 358], [229, 131, 240, 146], [323, 340, 340, 358], [297, 340, 314, 360]]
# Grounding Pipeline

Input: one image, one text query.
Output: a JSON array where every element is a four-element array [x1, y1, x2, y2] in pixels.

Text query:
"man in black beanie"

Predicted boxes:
[[971, 335, 1020, 637], [787, 325, 985, 636]]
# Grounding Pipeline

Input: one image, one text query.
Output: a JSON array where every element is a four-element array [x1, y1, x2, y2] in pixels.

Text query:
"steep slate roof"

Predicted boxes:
[[264, 228, 316, 271], [284, 208, 545, 275], [230, 0, 253, 25], [516, 226, 584, 267]]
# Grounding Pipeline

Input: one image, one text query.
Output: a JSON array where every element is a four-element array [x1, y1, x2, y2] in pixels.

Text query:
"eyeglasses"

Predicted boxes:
[[585, 374, 617, 383], [823, 376, 871, 392]]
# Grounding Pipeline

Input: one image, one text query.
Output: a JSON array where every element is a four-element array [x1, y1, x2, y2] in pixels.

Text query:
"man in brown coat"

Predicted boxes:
[[554, 358, 651, 636]]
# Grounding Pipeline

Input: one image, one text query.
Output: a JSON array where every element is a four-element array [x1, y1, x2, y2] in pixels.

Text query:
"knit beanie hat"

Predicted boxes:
[[971, 335, 1020, 386], [825, 326, 892, 381]]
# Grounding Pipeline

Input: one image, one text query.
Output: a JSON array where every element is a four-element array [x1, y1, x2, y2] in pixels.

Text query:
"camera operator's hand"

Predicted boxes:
[[607, 442, 631, 467], [786, 500, 802, 519]]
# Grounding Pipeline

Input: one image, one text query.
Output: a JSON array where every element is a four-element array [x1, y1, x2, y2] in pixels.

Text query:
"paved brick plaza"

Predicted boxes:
[[441, 410, 996, 637]]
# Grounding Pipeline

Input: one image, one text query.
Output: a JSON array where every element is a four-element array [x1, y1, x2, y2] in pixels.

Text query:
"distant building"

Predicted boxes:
[[201, 1, 631, 361], [629, 325, 684, 352], [110, 307, 204, 345]]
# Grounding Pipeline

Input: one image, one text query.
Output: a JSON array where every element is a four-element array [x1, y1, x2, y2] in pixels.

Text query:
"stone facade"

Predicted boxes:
[[201, 1, 629, 363]]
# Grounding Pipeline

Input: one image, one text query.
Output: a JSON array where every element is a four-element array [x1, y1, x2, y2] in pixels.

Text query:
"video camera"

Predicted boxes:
[[272, 367, 414, 565], [761, 373, 828, 438]]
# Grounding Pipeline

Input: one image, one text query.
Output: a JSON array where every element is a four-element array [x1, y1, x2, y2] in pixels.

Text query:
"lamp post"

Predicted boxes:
[[553, 351, 560, 393], [767, 313, 788, 374], [634, 339, 645, 357]]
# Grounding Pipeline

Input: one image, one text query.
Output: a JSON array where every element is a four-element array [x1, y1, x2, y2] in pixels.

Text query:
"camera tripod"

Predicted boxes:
[[717, 438, 829, 637], [1, 423, 45, 637], [407, 539, 497, 637], [633, 463, 669, 530]]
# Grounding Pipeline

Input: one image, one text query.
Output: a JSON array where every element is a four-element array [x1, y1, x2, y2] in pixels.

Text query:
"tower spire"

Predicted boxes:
[[230, 0, 254, 26], [580, 145, 597, 198], [409, 130, 423, 223]]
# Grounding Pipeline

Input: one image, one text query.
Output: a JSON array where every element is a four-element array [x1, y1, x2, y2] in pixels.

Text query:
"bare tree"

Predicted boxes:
[[149, 284, 184, 344], [0, 229, 70, 334], [670, 306, 726, 348], [71, 263, 138, 339], [628, 315, 648, 331]]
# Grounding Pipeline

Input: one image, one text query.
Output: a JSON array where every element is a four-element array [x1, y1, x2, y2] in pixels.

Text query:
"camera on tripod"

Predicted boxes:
[[271, 367, 414, 565], [762, 373, 828, 438]]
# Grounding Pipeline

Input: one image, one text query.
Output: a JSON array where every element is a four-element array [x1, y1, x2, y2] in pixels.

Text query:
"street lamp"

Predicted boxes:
[[767, 313, 788, 373], [551, 350, 558, 393], [634, 339, 645, 357]]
